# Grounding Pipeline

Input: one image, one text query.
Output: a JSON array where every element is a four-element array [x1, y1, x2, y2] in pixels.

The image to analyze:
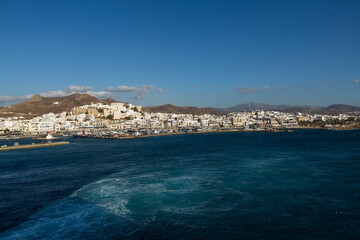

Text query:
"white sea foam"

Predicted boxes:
[[1, 170, 211, 239], [0, 200, 117, 240]]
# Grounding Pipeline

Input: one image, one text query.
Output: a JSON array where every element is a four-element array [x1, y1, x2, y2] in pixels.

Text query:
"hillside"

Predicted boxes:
[[143, 104, 222, 115], [0, 93, 114, 118], [281, 104, 360, 114], [322, 104, 360, 114], [102, 98, 119, 104]]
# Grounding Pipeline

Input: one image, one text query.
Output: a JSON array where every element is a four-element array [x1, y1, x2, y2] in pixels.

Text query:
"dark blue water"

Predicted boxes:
[[0, 130, 359, 240]]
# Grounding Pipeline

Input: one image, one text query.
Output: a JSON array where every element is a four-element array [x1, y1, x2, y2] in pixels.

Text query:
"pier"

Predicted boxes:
[[0, 141, 70, 151]]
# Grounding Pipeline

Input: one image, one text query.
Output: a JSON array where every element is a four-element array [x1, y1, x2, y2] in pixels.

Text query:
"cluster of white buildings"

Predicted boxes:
[[0, 101, 358, 135]]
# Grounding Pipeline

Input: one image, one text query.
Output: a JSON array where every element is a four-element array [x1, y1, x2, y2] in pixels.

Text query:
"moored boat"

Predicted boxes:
[[33, 133, 61, 140]]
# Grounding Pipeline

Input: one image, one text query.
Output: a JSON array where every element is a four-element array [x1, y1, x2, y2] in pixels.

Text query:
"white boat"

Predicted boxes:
[[34, 133, 61, 141], [46, 133, 54, 140]]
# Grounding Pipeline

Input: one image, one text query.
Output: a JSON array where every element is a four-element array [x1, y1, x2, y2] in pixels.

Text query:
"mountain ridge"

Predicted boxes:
[[145, 102, 360, 114], [1, 94, 359, 118], [0, 93, 119, 118]]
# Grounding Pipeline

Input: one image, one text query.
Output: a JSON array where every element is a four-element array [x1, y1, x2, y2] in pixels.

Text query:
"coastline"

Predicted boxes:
[[1, 126, 359, 142], [73, 127, 360, 141]]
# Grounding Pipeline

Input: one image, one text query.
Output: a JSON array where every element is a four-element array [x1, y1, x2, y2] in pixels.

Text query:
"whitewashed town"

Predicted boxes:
[[1, 100, 359, 139]]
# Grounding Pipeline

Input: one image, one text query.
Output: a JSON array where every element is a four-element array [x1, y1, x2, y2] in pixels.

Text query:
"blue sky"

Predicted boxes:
[[0, 0, 359, 107]]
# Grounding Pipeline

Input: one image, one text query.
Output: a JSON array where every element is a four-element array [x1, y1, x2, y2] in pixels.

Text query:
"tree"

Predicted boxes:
[[106, 115, 113, 120]]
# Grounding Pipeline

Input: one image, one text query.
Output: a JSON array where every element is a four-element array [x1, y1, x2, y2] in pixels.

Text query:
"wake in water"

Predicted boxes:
[[1, 168, 212, 240]]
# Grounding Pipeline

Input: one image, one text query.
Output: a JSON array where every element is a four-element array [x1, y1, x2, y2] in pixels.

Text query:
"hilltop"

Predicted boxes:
[[0, 93, 118, 118]]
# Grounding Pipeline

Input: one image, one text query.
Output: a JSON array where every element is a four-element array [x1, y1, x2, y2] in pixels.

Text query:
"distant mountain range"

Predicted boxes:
[[219, 103, 293, 112], [1, 94, 359, 118], [144, 102, 360, 115]]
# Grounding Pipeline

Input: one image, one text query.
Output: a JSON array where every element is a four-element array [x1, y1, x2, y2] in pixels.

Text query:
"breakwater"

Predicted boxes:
[[0, 141, 70, 151]]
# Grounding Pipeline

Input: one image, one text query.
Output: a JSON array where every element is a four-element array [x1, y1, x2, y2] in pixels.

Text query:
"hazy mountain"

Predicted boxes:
[[282, 106, 324, 114], [224, 103, 360, 114], [145, 102, 360, 115], [274, 104, 359, 114], [222, 102, 292, 113], [321, 104, 360, 114]]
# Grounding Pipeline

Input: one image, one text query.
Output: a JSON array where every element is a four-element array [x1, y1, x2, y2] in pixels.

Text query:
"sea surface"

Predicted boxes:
[[0, 130, 359, 240]]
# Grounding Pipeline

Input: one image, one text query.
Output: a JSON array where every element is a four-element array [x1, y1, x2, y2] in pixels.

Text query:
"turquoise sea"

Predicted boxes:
[[0, 130, 359, 239]]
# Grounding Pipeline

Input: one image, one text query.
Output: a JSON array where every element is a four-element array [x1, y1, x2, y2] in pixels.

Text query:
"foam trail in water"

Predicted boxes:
[[0, 198, 138, 240], [0, 170, 209, 239]]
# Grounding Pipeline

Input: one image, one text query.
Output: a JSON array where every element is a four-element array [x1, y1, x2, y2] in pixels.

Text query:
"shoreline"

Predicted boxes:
[[72, 127, 360, 140], [1, 126, 359, 141]]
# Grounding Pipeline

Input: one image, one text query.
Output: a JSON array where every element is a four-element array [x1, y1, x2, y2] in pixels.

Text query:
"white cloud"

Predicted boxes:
[[0, 85, 113, 104], [107, 85, 164, 99], [86, 91, 113, 99], [0, 84, 164, 105], [261, 86, 275, 92], [235, 85, 289, 94], [354, 79, 360, 83], [40, 90, 69, 97], [0, 95, 33, 104], [40, 86, 113, 98], [66, 86, 92, 93], [235, 86, 257, 93], [0, 96, 22, 104]]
